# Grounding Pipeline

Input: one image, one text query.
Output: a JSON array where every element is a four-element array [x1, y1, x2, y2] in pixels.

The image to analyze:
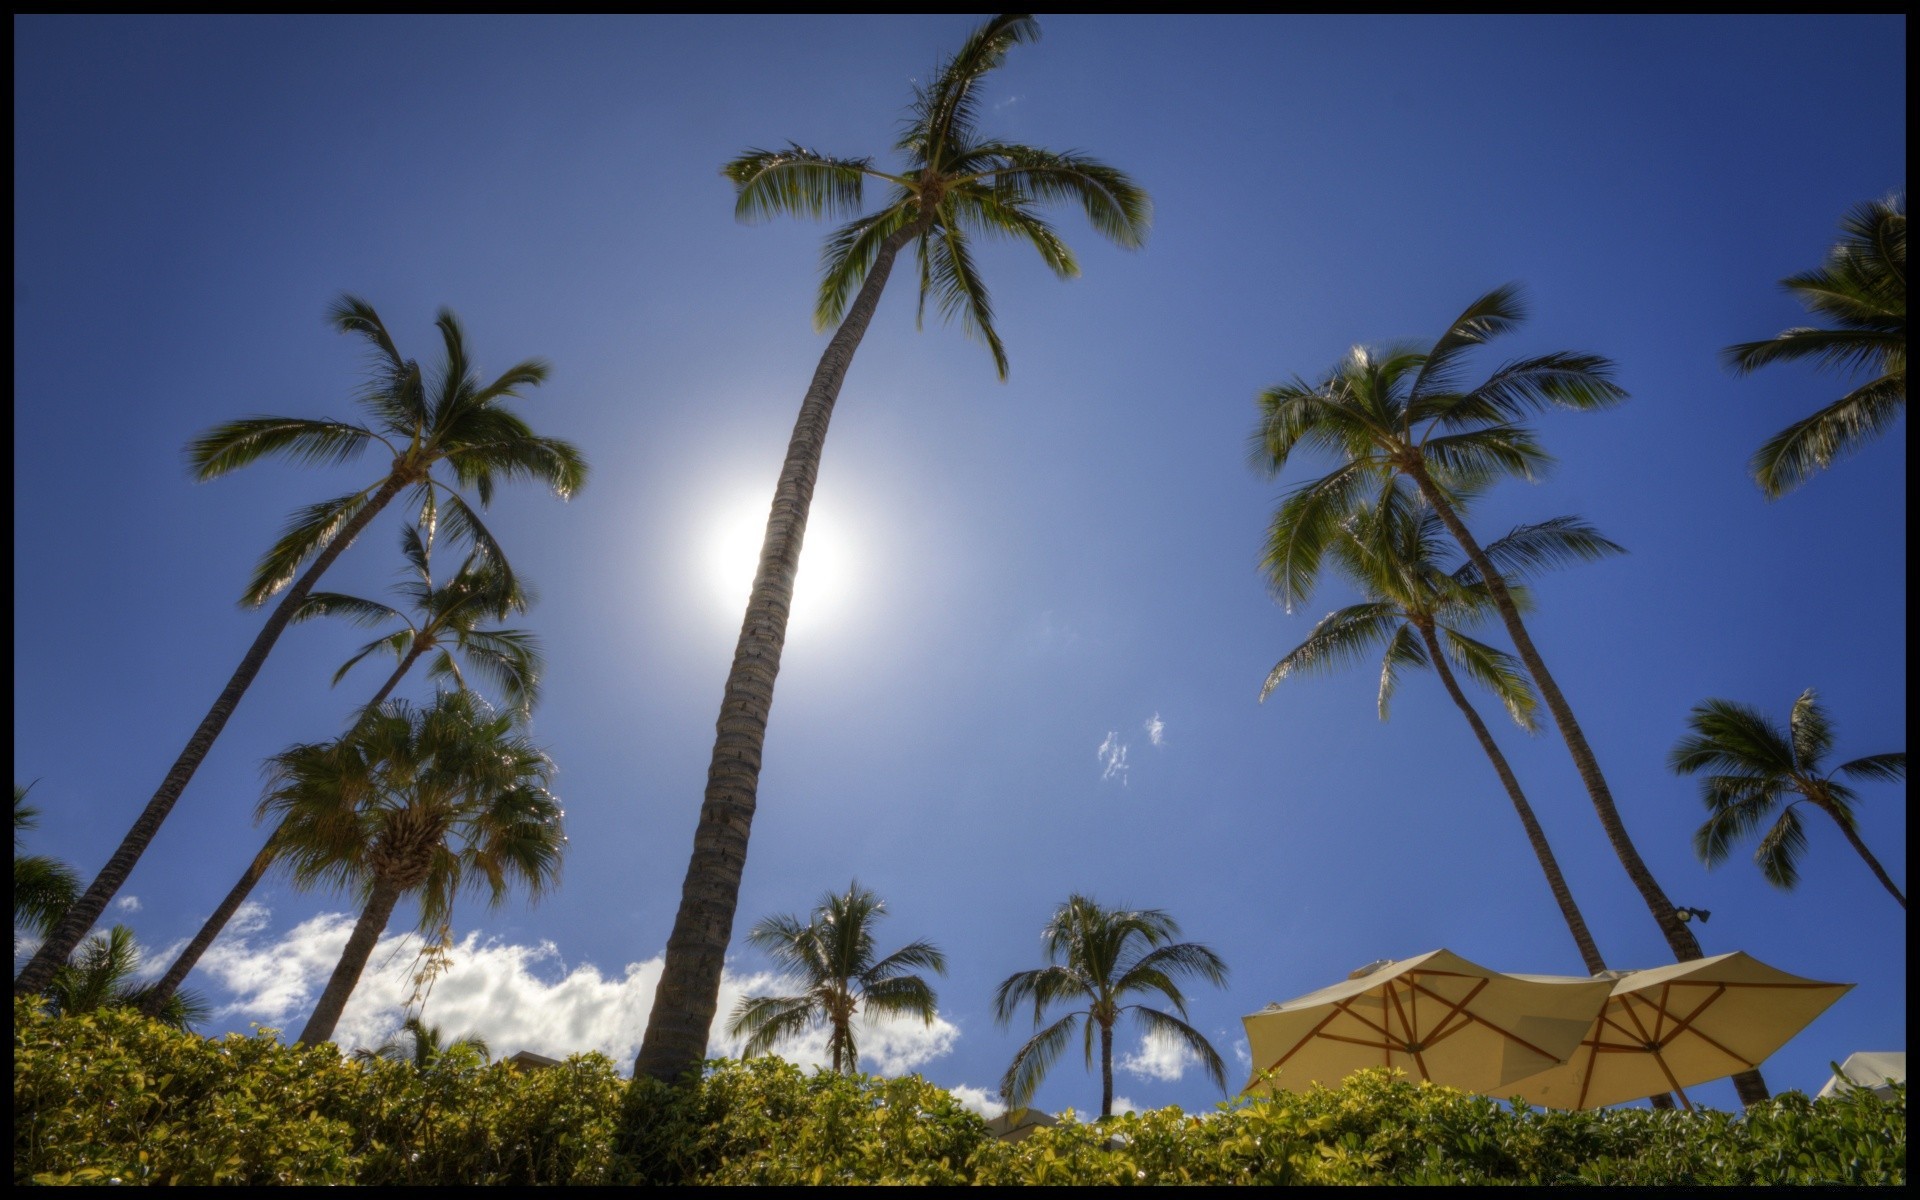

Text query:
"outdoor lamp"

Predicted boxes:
[[1673, 907, 1711, 923]]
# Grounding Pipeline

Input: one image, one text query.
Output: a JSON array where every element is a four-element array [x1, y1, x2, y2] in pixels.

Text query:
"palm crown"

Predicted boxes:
[[1726, 197, 1906, 497], [187, 297, 586, 606], [296, 524, 544, 718], [1672, 688, 1905, 906], [994, 895, 1228, 1117], [1265, 487, 1620, 728], [14, 784, 80, 940], [722, 13, 1150, 378], [727, 882, 946, 1075]]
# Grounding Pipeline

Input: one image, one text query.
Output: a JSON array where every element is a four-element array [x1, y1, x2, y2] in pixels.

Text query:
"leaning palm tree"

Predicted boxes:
[[1672, 689, 1905, 909], [139, 524, 542, 1017], [46, 924, 210, 1032], [355, 1015, 492, 1069], [994, 895, 1227, 1119], [639, 13, 1149, 1083], [14, 784, 80, 941], [269, 689, 564, 1045], [1727, 197, 1906, 498], [1252, 289, 1770, 1105], [726, 881, 946, 1074], [16, 299, 584, 997], [1263, 488, 1624, 974]]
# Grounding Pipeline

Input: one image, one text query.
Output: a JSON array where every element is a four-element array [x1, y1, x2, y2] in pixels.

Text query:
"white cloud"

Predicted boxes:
[[1111, 1095, 1140, 1115], [115, 895, 142, 913], [1144, 713, 1165, 747], [193, 905, 961, 1073], [947, 1084, 1007, 1119], [1120, 1027, 1196, 1082], [1097, 732, 1129, 784], [1233, 1037, 1251, 1067]]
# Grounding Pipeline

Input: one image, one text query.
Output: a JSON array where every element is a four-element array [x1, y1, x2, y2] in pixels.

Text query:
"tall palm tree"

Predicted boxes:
[[16, 299, 584, 997], [46, 924, 210, 1032], [726, 881, 946, 1074], [265, 689, 564, 1045], [639, 13, 1149, 1083], [1263, 489, 1623, 974], [1727, 197, 1906, 498], [14, 784, 80, 941], [139, 526, 542, 1016], [355, 1015, 492, 1069], [994, 895, 1227, 1119], [1672, 689, 1905, 909], [1251, 288, 1771, 1105]]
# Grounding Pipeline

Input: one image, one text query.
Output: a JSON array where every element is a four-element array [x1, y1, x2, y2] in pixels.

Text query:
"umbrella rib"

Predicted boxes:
[[1410, 977, 1488, 1051], [1655, 985, 1755, 1067], [1383, 980, 1427, 1079], [1404, 977, 1557, 1061]]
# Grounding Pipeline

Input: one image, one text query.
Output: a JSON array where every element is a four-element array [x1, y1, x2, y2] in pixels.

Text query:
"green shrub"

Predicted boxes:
[[13, 997, 623, 1185], [14, 999, 1905, 1185]]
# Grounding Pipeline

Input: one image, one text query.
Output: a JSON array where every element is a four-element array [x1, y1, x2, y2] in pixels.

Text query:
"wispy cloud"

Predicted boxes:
[[115, 895, 142, 913], [1144, 713, 1165, 747], [1097, 732, 1129, 784], [1120, 1027, 1196, 1082], [192, 905, 960, 1074]]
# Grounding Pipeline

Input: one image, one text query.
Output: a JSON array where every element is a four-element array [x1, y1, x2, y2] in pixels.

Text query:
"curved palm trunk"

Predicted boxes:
[[636, 229, 917, 1084], [1099, 1019, 1115, 1119], [1407, 466, 1769, 1105], [16, 474, 410, 997], [298, 872, 404, 1045], [139, 648, 425, 1017], [1416, 624, 1607, 975], [1826, 808, 1907, 909]]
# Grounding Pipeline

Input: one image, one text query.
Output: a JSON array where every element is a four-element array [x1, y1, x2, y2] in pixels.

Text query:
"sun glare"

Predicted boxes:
[[703, 493, 861, 637]]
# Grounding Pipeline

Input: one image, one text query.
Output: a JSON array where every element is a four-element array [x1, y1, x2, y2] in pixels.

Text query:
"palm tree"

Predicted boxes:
[[639, 13, 1149, 1084], [1727, 197, 1906, 497], [994, 896, 1228, 1119], [726, 881, 946, 1075], [1263, 489, 1623, 974], [139, 525, 543, 1017], [1252, 289, 1772, 1105], [46, 924, 210, 1032], [265, 689, 564, 1045], [16, 299, 584, 997], [355, 1015, 492, 1069], [14, 784, 80, 940], [1672, 689, 1905, 909]]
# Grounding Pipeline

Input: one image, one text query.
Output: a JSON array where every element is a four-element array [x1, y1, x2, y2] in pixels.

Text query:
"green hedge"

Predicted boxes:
[[15, 998, 1906, 1185]]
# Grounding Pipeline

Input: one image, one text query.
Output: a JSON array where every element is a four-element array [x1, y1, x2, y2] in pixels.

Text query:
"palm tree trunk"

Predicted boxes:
[[16, 474, 410, 997], [1827, 810, 1907, 909], [1416, 624, 1607, 975], [1407, 466, 1769, 1104], [1100, 1019, 1115, 1119], [298, 873, 404, 1045], [138, 648, 425, 1016], [635, 228, 918, 1084]]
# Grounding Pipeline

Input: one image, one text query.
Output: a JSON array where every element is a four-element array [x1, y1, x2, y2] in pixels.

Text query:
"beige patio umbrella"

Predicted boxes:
[[1500, 951, 1852, 1111], [1241, 948, 1612, 1096]]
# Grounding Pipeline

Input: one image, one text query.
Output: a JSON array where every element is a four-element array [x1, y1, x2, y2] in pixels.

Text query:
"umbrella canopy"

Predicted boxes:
[[1241, 948, 1611, 1097], [1502, 951, 1853, 1110]]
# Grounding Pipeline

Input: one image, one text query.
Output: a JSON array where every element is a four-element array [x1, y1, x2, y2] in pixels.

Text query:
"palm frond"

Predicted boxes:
[[185, 417, 378, 482], [1262, 461, 1377, 612], [973, 145, 1151, 249], [294, 592, 407, 628], [1405, 284, 1526, 404], [1787, 688, 1834, 770], [859, 974, 940, 1024], [1669, 698, 1796, 776], [993, 964, 1089, 1027], [863, 938, 948, 983], [1376, 623, 1428, 721], [725, 145, 874, 223], [907, 14, 1041, 166], [1465, 516, 1625, 584], [242, 489, 376, 607], [728, 993, 818, 1056], [1836, 751, 1906, 783], [998, 1012, 1079, 1109], [1748, 373, 1905, 498], [814, 201, 916, 331], [1724, 327, 1904, 375], [332, 631, 414, 687], [924, 219, 1009, 378], [1129, 1005, 1229, 1093], [1440, 629, 1539, 732], [1259, 603, 1401, 700], [1754, 804, 1810, 890], [1691, 777, 1787, 867]]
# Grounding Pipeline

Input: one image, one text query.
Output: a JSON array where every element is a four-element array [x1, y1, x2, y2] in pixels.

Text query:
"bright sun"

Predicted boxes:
[[703, 493, 861, 637]]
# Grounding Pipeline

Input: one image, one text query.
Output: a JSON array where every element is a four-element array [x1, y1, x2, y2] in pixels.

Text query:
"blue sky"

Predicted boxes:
[[13, 14, 1906, 1115]]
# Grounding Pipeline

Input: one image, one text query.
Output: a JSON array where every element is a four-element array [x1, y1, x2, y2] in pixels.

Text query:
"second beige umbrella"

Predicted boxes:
[[1242, 948, 1611, 1096], [1501, 951, 1852, 1110]]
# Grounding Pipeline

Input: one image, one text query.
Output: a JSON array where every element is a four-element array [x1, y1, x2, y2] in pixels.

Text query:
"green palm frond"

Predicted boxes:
[[816, 202, 916, 331], [1466, 517, 1626, 584], [1418, 425, 1552, 485], [1669, 699, 1795, 776], [186, 417, 380, 483], [1376, 623, 1427, 721], [1440, 629, 1539, 732], [859, 974, 940, 1024], [242, 489, 375, 607], [725, 145, 876, 223], [972, 145, 1151, 249], [1691, 777, 1787, 867], [331, 631, 414, 687], [999, 1012, 1079, 1109], [1262, 460, 1377, 611], [1836, 752, 1907, 783], [295, 592, 408, 628], [863, 938, 948, 983], [1787, 688, 1834, 769], [1260, 602, 1401, 700], [924, 219, 1008, 377], [1749, 372, 1905, 498], [1754, 804, 1810, 890], [904, 14, 1041, 165], [1405, 285, 1527, 404]]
